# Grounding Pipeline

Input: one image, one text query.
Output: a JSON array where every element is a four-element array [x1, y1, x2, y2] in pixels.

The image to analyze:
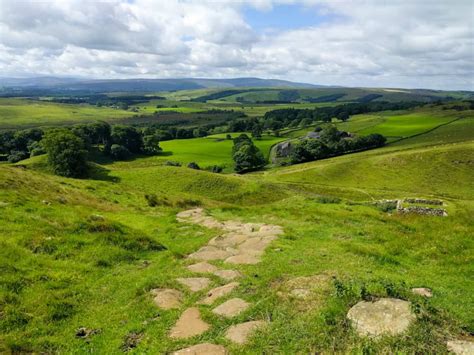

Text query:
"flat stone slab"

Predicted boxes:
[[199, 282, 239, 305], [151, 288, 183, 309], [225, 254, 260, 265], [213, 269, 241, 281], [347, 298, 415, 337], [187, 262, 218, 273], [189, 246, 234, 261], [447, 339, 474, 354], [169, 307, 210, 339], [225, 320, 267, 344], [176, 277, 211, 292], [173, 343, 227, 355], [411, 287, 433, 297], [212, 298, 250, 318]]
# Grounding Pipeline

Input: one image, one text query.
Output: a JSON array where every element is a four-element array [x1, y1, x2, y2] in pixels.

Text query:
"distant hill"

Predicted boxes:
[[0, 76, 322, 93]]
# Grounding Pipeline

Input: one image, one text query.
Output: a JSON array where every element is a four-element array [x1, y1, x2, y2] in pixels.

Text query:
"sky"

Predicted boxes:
[[0, 0, 473, 90]]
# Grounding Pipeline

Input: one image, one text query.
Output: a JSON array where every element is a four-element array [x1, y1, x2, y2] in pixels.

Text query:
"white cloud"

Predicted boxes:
[[0, 0, 472, 89]]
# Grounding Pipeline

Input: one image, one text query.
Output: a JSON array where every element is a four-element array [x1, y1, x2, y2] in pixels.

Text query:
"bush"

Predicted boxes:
[[165, 161, 182, 167], [110, 144, 130, 160], [42, 130, 88, 178], [315, 195, 342, 204], [145, 194, 170, 207], [7, 150, 29, 163], [232, 134, 266, 173], [210, 165, 223, 173], [187, 162, 200, 170]]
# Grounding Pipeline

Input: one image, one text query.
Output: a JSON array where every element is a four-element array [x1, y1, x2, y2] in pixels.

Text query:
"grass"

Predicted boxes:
[[0, 101, 473, 353], [0, 98, 134, 129]]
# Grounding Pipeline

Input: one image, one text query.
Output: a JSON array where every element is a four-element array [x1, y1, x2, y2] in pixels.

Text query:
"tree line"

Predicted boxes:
[[288, 125, 386, 164]]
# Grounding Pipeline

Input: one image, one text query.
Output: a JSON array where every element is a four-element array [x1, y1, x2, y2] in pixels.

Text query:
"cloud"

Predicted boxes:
[[0, 0, 472, 90]]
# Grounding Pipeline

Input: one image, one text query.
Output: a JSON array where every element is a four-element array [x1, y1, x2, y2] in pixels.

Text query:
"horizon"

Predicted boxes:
[[0, 0, 473, 91]]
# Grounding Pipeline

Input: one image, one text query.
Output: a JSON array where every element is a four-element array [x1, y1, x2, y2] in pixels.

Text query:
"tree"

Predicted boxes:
[[143, 134, 162, 155], [110, 144, 131, 160], [42, 129, 88, 177], [291, 139, 330, 164], [251, 125, 262, 139], [111, 126, 143, 153], [232, 135, 266, 173]]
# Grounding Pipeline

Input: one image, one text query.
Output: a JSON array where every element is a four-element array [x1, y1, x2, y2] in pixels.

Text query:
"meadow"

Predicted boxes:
[[0, 95, 473, 353]]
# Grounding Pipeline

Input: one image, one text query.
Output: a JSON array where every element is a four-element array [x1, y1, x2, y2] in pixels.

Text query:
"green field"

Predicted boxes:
[[0, 95, 473, 353]]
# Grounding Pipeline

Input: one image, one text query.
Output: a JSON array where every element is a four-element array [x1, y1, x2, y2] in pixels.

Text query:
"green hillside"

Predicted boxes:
[[0, 98, 473, 353]]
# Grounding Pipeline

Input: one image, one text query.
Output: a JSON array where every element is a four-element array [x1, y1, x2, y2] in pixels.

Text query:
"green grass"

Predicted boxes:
[[109, 133, 285, 173], [0, 98, 135, 129]]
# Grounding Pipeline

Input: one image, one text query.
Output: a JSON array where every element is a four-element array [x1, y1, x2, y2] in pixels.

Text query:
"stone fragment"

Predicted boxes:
[[411, 287, 433, 297], [347, 298, 415, 337], [151, 288, 183, 309], [199, 282, 239, 305], [447, 339, 474, 355], [225, 254, 260, 265], [187, 262, 218, 273], [225, 321, 267, 344], [169, 308, 210, 339], [176, 277, 211, 292], [213, 269, 241, 281], [173, 343, 227, 355], [212, 298, 250, 318]]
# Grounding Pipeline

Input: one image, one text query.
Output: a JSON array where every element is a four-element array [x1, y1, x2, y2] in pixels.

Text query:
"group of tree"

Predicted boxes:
[[290, 125, 386, 164], [262, 101, 424, 131], [231, 134, 266, 173]]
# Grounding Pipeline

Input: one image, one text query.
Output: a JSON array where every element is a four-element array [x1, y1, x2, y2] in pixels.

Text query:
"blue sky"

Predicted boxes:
[[243, 4, 339, 33]]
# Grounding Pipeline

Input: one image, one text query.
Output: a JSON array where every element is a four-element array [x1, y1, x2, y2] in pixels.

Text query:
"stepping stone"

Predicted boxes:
[[187, 262, 218, 273], [447, 339, 474, 354], [347, 298, 415, 337], [173, 343, 227, 355], [225, 320, 267, 344], [411, 287, 433, 297], [213, 269, 241, 281], [169, 307, 210, 339], [212, 298, 250, 318], [225, 253, 260, 265], [151, 288, 183, 309], [189, 246, 233, 261], [199, 282, 239, 305], [209, 234, 248, 248], [176, 277, 211, 292]]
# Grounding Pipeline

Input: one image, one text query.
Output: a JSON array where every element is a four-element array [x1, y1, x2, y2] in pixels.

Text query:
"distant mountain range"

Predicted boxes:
[[0, 76, 323, 92]]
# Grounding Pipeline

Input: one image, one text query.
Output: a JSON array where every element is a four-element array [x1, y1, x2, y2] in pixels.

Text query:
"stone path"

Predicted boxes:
[[155, 208, 283, 353], [447, 339, 474, 355]]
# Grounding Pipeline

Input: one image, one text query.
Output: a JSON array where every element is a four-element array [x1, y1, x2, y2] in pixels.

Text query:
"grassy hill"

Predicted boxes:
[[0, 99, 473, 353]]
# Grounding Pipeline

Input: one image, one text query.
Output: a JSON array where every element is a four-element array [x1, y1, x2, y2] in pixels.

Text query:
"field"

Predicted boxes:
[[0, 94, 473, 353]]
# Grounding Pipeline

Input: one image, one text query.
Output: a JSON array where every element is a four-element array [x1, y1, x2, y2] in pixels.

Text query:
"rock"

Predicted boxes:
[[199, 282, 239, 305], [225, 320, 267, 344], [213, 269, 241, 281], [42, 200, 51, 205], [411, 287, 433, 297], [173, 343, 227, 355], [89, 214, 104, 221], [151, 288, 183, 309], [187, 262, 218, 273], [447, 339, 474, 354], [212, 298, 250, 318], [225, 254, 260, 265], [290, 288, 312, 299], [176, 277, 211, 292], [169, 307, 210, 339], [347, 298, 415, 337]]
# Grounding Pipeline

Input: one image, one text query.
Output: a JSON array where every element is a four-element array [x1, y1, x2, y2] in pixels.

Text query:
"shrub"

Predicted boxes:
[[187, 162, 200, 170], [145, 194, 170, 207], [42, 129, 88, 178], [7, 150, 29, 163], [165, 160, 181, 167], [315, 195, 342, 204], [208, 165, 223, 173], [110, 144, 130, 160]]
